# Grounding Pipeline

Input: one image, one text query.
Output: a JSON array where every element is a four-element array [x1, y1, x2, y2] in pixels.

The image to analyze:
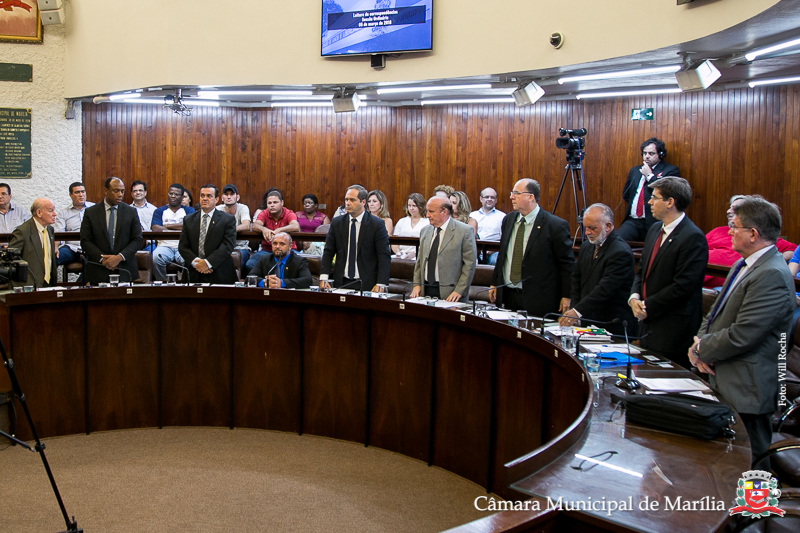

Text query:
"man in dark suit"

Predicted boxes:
[[80, 177, 143, 285], [178, 184, 237, 284], [559, 203, 635, 336], [319, 184, 391, 292], [249, 232, 312, 289], [489, 178, 575, 317], [629, 177, 708, 368], [9, 198, 58, 289], [690, 196, 795, 468], [617, 138, 680, 242]]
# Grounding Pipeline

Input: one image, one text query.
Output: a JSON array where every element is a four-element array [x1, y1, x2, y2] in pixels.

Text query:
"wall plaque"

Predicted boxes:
[[0, 108, 32, 179]]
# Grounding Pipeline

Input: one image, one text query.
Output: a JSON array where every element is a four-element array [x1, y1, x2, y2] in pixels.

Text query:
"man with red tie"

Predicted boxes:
[[629, 177, 707, 368], [617, 138, 680, 242]]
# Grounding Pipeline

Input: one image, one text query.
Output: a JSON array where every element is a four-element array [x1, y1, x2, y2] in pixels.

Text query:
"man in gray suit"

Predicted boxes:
[[689, 195, 796, 468], [9, 198, 58, 289], [410, 196, 476, 302]]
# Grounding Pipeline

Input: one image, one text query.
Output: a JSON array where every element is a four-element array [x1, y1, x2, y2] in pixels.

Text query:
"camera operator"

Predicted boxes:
[[617, 138, 680, 242]]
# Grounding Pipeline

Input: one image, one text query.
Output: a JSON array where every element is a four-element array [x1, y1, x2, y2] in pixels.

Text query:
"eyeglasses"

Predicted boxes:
[[728, 223, 753, 231], [650, 195, 666, 202], [509, 191, 533, 197]]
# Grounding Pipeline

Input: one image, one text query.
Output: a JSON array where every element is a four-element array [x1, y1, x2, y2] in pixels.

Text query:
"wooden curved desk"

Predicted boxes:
[[0, 288, 748, 532]]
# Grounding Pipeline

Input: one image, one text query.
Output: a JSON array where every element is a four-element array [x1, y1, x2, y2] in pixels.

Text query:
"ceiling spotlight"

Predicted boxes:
[[512, 81, 545, 107]]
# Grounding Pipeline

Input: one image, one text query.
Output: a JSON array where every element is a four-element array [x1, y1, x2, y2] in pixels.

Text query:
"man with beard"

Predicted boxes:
[[248, 232, 312, 289], [559, 203, 635, 336]]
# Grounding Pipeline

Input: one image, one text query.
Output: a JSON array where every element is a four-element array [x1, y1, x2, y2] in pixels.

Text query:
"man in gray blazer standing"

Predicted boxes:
[[689, 195, 796, 469], [410, 196, 476, 302]]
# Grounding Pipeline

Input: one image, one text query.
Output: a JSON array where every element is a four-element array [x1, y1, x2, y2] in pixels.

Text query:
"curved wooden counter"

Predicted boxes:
[[0, 287, 749, 532]]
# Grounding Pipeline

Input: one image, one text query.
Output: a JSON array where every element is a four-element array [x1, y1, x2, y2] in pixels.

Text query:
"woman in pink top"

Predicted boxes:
[[296, 194, 330, 252]]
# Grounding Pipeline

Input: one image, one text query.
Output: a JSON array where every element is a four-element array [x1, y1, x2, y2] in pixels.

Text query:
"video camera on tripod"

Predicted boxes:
[[0, 245, 28, 284], [555, 128, 587, 167], [552, 128, 588, 238]]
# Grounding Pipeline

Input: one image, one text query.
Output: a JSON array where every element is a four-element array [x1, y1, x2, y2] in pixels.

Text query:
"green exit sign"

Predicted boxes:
[[631, 108, 654, 121]]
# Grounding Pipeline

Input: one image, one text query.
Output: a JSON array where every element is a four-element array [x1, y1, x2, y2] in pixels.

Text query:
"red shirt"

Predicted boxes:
[[256, 207, 298, 252], [704, 226, 796, 288]]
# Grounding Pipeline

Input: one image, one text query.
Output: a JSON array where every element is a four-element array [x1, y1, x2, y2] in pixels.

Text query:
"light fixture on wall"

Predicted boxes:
[[512, 81, 545, 107], [575, 87, 682, 99], [165, 89, 192, 116], [745, 35, 800, 62], [331, 91, 362, 113], [420, 97, 515, 105], [558, 65, 681, 84], [748, 75, 800, 88], [376, 84, 492, 95]]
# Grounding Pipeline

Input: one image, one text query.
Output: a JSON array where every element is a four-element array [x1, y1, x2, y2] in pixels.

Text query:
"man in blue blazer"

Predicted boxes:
[[80, 177, 143, 285], [690, 196, 796, 468], [178, 184, 237, 284], [629, 177, 708, 368], [490, 178, 575, 317], [319, 184, 391, 292]]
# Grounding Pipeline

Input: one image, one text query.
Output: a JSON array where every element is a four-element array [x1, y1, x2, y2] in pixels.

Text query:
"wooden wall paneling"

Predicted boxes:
[[302, 307, 368, 443], [367, 314, 433, 462], [83, 86, 800, 244], [160, 300, 231, 427], [431, 324, 492, 488], [231, 302, 301, 432], [86, 301, 159, 432], [10, 304, 86, 440]]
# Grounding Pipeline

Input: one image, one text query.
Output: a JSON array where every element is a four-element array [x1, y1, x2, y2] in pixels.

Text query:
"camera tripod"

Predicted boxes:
[[0, 333, 82, 532], [552, 148, 588, 241]]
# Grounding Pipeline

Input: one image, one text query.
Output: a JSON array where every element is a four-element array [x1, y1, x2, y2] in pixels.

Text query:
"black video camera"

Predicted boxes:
[[555, 128, 587, 151], [0, 245, 28, 284]]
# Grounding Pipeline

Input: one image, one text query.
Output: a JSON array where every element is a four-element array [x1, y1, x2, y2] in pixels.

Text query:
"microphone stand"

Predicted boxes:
[[0, 337, 83, 532], [168, 261, 191, 284], [615, 320, 641, 391], [86, 260, 133, 285], [337, 278, 363, 295], [473, 276, 532, 315]]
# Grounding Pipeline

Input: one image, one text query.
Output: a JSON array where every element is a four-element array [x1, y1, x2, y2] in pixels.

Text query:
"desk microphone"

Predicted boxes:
[[337, 278, 363, 295], [86, 260, 132, 284], [472, 277, 532, 315], [616, 320, 641, 391], [157, 255, 190, 283]]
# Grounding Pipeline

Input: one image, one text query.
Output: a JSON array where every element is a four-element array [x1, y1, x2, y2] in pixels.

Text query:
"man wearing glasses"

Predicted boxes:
[[489, 178, 574, 317], [629, 177, 707, 368], [469, 187, 505, 265]]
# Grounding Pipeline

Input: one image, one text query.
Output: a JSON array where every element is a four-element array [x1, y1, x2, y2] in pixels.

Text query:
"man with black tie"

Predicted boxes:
[[617, 138, 680, 242], [489, 178, 575, 317], [319, 184, 391, 292], [409, 196, 476, 302], [9, 198, 58, 289], [629, 177, 707, 368], [249, 232, 312, 289], [178, 184, 237, 284], [559, 203, 635, 336], [689, 196, 795, 469], [80, 177, 143, 285]]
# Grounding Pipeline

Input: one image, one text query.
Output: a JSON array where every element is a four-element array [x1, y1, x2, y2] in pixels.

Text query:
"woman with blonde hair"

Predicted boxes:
[[449, 191, 478, 235], [392, 192, 429, 260], [367, 189, 394, 236]]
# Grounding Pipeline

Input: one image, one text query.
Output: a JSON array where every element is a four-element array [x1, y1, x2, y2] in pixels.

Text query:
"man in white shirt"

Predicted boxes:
[[216, 183, 252, 267], [55, 182, 95, 275], [152, 184, 195, 281], [130, 181, 157, 251], [469, 187, 505, 265], [0, 182, 30, 233]]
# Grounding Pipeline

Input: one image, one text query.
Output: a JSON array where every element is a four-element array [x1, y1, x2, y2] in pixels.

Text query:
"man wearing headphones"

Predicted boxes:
[[617, 138, 680, 242]]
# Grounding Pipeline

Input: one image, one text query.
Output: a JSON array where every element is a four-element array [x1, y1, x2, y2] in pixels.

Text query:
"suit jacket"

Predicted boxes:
[[621, 162, 680, 230], [9, 218, 57, 288], [491, 209, 575, 317], [698, 247, 795, 414], [178, 209, 237, 284], [321, 211, 391, 290], [80, 202, 143, 284], [570, 229, 635, 336], [412, 218, 476, 301], [631, 215, 708, 358], [249, 251, 312, 289]]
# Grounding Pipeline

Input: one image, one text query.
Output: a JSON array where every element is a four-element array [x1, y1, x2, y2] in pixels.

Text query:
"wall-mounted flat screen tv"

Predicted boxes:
[[322, 1, 433, 57]]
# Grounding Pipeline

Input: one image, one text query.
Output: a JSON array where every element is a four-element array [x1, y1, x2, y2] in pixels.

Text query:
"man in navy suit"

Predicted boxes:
[[559, 203, 635, 336], [319, 184, 391, 292], [617, 138, 680, 242], [489, 178, 575, 317], [178, 184, 237, 284], [629, 177, 708, 368], [249, 232, 312, 289], [690, 195, 795, 468], [80, 177, 143, 285]]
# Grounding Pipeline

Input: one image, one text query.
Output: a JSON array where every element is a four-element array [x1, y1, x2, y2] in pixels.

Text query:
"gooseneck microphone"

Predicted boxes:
[[86, 260, 132, 284], [472, 277, 532, 315], [615, 320, 641, 391], [337, 278, 363, 295]]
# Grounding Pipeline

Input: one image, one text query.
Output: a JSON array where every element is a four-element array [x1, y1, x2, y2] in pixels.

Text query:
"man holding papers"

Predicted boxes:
[[689, 196, 796, 468]]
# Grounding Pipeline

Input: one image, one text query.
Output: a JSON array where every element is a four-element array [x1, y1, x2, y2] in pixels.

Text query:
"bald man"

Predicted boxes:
[[9, 198, 58, 289]]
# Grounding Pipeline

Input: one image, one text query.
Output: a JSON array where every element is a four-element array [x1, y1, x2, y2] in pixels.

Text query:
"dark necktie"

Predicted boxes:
[[347, 217, 357, 279], [510, 218, 526, 283], [107, 205, 116, 248], [199, 213, 209, 258], [706, 259, 746, 332], [642, 227, 665, 300], [593, 244, 600, 259], [426, 227, 441, 283]]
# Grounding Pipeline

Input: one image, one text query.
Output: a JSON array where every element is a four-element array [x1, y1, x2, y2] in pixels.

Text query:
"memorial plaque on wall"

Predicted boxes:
[[0, 108, 32, 179]]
